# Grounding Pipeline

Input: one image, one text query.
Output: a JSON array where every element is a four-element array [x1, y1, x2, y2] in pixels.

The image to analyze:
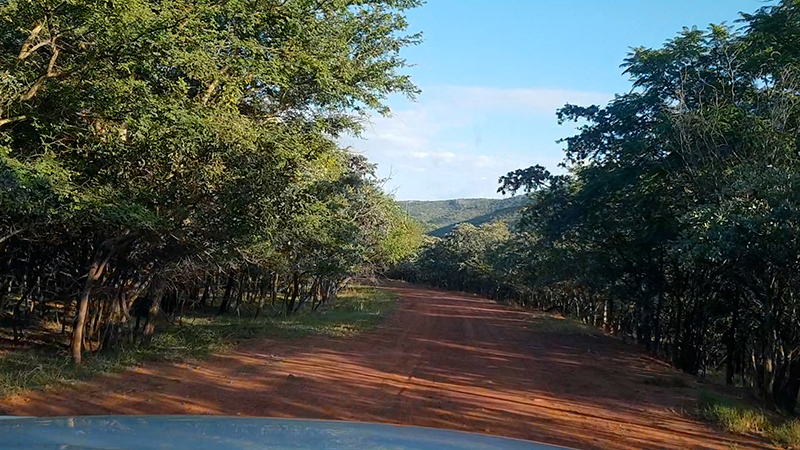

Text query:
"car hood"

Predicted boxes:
[[0, 416, 571, 450]]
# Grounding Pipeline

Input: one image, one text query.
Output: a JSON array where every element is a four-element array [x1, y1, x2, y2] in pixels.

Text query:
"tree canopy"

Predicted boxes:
[[0, 0, 423, 363]]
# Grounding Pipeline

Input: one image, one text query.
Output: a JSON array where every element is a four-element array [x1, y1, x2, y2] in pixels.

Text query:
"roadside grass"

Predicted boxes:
[[767, 421, 800, 449], [698, 390, 800, 448], [698, 391, 770, 434], [0, 285, 396, 398], [527, 314, 603, 336]]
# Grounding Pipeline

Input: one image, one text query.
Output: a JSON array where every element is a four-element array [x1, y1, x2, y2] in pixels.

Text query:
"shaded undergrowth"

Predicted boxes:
[[0, 286, 396, 398]]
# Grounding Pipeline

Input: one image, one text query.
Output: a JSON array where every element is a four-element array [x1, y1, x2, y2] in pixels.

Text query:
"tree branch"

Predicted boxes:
[[20, 44, 61, 102], [19, 39, 52, 60], [0, 227, 25, 245], [201, 78, 219, 105], [0, 115, 28, 128], [47, 45, 59, 74], [18, 22, 44, 59]]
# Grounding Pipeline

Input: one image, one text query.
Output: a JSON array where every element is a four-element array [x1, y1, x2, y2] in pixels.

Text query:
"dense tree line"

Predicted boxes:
[[0, 0, 423, 363], [395, 1, 800, 413]]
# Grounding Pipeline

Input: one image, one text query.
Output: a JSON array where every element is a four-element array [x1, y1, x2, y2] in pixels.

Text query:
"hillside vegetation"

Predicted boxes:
[[399, 197, 525, 236]]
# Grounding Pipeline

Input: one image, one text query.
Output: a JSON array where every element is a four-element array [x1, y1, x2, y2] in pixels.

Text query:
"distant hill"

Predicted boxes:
[[398, 197, 527, 237]]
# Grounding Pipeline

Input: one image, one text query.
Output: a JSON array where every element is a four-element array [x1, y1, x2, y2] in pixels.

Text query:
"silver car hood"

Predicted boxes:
[[0, 416, 570, 449]]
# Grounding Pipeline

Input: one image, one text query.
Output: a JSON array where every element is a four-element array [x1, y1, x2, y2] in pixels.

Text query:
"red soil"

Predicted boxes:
[[2, 283, 772, 449]]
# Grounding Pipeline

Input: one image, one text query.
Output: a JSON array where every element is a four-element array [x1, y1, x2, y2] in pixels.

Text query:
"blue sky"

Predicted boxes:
[[342, 0, 770, 200]]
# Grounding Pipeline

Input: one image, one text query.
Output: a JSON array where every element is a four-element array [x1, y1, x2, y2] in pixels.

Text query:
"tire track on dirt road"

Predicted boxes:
[[3, 282, 772, 450]]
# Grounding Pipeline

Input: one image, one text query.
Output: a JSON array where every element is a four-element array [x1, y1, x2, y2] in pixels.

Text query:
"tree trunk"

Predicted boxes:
[[725, 295, 739, 385], [255, 275, 268, 318], [217, 273, 235, 315], [270, 273, 278, 307], [199, 276, 211, 307], [101, 284, 126, 352], [87, 295, 107, 349], [71, 251, 111, 364], [141, 290, 162, 347], [653, 291, 663, 354], [0, 278, 10, 316], [776, 356, 800, 414], [286, 273, 299, 316]]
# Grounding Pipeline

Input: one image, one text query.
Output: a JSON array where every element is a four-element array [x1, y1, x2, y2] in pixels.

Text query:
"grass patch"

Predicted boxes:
[[698, 391, 800, 448], [0, 285, 396, 398], [767, 420, 800, 449], [698, 391, 770, 434], [528, 314, 602, 336]]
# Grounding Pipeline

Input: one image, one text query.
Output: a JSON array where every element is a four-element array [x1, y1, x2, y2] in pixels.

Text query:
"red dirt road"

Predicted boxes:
[[3, 284, 770, 449]]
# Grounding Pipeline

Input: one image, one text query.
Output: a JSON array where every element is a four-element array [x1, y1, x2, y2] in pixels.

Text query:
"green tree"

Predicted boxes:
[[0, 0, 421, 363]]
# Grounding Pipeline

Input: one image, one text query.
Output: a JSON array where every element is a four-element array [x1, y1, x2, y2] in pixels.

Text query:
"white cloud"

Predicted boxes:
[[342, 85, 613, 200], [409, 151, 457, 161]]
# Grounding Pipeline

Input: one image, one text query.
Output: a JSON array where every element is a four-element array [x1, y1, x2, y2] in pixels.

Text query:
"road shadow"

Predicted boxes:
[[2, 283, 774, 450]]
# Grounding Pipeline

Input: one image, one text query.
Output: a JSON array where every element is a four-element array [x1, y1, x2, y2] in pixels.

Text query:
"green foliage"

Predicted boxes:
[[399, 197, 526, 236], [374, 204, 426, 267], [392, 221, 517, 298], [0, 0, 421, 364]]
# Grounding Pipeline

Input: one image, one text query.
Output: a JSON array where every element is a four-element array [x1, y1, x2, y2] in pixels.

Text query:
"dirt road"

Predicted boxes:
[[3, 284, 770, 449]]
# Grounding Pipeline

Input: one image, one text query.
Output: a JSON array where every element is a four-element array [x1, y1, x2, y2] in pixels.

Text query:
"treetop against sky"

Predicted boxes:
[[345, 0, 764, 200]]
